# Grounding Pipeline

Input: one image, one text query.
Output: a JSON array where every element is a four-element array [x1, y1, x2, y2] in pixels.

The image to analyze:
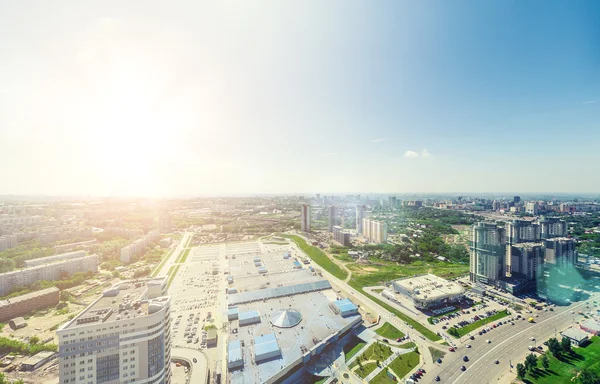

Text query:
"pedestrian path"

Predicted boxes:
[[364, 347, 416, 382]]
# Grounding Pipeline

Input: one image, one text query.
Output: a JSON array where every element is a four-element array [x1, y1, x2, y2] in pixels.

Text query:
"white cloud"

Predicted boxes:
[[421, 149, 431, 157], [404, 150, 419, 158], [583, 100, 597, 104], [370, 138, 386, 143]]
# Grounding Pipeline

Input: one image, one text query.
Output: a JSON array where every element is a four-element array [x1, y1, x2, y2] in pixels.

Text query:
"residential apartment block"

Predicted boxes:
[[57, 277, 171, 384], [362, 219, 388, 244]]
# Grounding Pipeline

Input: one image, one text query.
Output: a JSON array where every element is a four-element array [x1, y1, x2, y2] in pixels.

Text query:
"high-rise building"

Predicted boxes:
[[316, 194, 320, 200], [514, 196, 521, 203], [389, 196, 397, 208], [332, 226, 351, 246], [525, 202, 539, 215], [492, 200, 500, 211], [539, 216, 568, 239], [301, 204, 311, 232], [509, 243, 544, 281], [328, 206, 337, 232], [470, 222, 506, 285], [362, 219, 388, 243], [355, 205, 366, 234], [57, 277, 171, 384], [544, 237, 576, 268], [506, 220, 540, 244]]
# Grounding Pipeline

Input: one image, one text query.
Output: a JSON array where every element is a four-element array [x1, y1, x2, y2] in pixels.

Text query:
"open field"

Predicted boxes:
[[282, 234, 348, 280], [448, 310, 510, 338], [351, 342, 394, 369], [375, 322, 405, 340], [344, 339, 367, 362], [522, 336, 600, 384], [354, 362, 378, 379], [428, 346, 446, 361], [371, 351, 420, 384]]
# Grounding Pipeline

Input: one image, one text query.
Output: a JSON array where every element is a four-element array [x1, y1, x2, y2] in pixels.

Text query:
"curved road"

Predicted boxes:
[[171, 347, 209, 383]]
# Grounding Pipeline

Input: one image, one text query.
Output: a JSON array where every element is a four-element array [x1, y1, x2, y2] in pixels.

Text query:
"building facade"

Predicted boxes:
[[332, 226, 351, 246], [470, 222, 506, 285], [328, 206, 337, 232], [0, 287, 60, 322], [539, 217, 568, 239], [509, 243, 544, 281], [362, 219, 388, 244], [355, 205, 366, 234], [544, 237, 577, 268], [57, 278, 171, 384], [300, 204, 311, 232]]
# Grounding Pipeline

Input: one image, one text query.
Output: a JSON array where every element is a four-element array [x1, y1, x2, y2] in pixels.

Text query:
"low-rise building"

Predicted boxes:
[[0, 287, 60, 322], [20, 351, 56, 371], [580, 320, 600, 336], [561, 327, 589, 347], [392, 274, 465, 310]]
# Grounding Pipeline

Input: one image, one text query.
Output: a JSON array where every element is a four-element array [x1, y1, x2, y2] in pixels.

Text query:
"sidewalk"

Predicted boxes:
[[364, 347, 416, 382]]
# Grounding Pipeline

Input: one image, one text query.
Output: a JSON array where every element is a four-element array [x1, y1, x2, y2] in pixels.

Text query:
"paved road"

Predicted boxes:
[[171, 347, 208, 383], [438, 293, 600, 384], [157, 233, 191, 278]]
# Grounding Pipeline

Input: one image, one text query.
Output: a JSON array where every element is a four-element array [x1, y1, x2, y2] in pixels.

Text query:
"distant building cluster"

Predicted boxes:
[[120, 231, 160, 264], [0, 234, 17, 252], [362, 218, 388, 244], [300, 204, 310, 232], [0, 252, 98, 297], [434, 196, 600, 214], [470, 217, 573, 294]]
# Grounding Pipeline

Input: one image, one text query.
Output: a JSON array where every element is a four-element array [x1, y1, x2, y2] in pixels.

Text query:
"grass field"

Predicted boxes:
[[375, 322, 405, 340], [343, 338, 367, 362], [151, 247, 176, 277], [179, 248, 191, 263], [371, 351, 420, 383], [521, 336, 600, 384], [167, 265, 181, 288], [351, 342, 393, 369], [282, 234, 348, 280], [397, 342, 416, 349], [448, 310, 510, 338], [354, 362, 378, 379], [428, 347, 446, 361]]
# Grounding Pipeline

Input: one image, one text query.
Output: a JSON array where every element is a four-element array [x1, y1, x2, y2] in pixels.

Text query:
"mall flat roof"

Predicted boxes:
[[393, 274, 464, 300]]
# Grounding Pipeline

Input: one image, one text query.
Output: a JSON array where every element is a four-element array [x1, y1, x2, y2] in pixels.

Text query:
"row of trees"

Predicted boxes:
[[0, 337, 57, 356], [1, 271, 94, 300]]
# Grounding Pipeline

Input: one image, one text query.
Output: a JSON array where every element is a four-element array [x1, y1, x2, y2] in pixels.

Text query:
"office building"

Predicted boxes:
[[492, 200, 500, 211], [525, 202, 539, 215], [544, 237, 576, 268], [57, 277, 171, 384], [470, 222, 506, 285], [300, 204, 311, 232], [391, 274, 465, 310], [355, 205, 366, 234], [0, 287, 60, 322], [539, 216, 568, 239], [0, 254, 98, 297], [506, 220, 540, 244], [508, 243, 544, 281], [514, 196, 521, 203], [389, 196, 397, 208], [328, 206, 337, 232], [362, 219, 388, 243], [332, 226, 351, 246]]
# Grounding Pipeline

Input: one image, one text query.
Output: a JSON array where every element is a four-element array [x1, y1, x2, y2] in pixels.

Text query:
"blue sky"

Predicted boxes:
[[0, 1, 599, 196]]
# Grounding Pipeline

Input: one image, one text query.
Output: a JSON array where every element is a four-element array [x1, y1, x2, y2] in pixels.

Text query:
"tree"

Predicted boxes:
[[561, 336, 572, 354], [525, 353, 538, 372], [548, 337, 562, 357], [578, 367, 600, 384], [29, 336, 39, 345], [516, 363, 527, 378], [541, 354, 550, 370]]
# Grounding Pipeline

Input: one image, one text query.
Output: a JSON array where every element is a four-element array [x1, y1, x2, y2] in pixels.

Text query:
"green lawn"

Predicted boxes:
[[522, 336, 600, 384], [370, 351, 420, 383], [448, 310, 510, 338], [354, 362, 378, 379], [428, 347, 446, 361], [343, 338, 367, 362], [282, 235, 348, 280], [375, 322, 405, 340], [179, 248, 191, 263], [397, 342, 416, 349], [351, 342, 393, 369], [373, 288, 384, 294], [167, 265, 181, 288], [151, 247, 176, 277]]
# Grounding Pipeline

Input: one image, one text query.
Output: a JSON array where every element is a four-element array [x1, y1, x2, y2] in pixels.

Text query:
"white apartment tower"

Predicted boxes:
[[470, 222, 506, 286], [362, 219, 388, 243], [328, 206, 337, 232], [57, 277, 171, 384], [301, 204, 311, 232], [355, 205, 366, 234]]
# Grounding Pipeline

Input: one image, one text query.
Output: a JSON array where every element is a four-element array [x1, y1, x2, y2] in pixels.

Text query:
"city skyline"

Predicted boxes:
[[1, 1, 599, 197]]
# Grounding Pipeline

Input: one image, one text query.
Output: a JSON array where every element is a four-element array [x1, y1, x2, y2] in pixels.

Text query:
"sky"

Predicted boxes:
[[1, 1, 599, 197]]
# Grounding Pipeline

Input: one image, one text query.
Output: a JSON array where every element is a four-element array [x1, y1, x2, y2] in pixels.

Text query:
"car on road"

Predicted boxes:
[[448, 347, 455, 352], [469, 335, 475, 340], [463, 356, 469, 362], [530, 337, 535, 341], [466, 344, 471, 348], [435, 376, 440, 381], [486, 340, 491, 343], [495, 360, 499, 364], [382, 339, 389, 343], [461, 366, 466, 371], [437, 358, 443, 364]]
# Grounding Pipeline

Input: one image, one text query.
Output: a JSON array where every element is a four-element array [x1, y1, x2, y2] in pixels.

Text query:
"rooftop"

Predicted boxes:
[[394, 274, 464, 300], [580, 319, 600, 332], [60, 277, 168, 329], [562, 327, 589, 342]]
